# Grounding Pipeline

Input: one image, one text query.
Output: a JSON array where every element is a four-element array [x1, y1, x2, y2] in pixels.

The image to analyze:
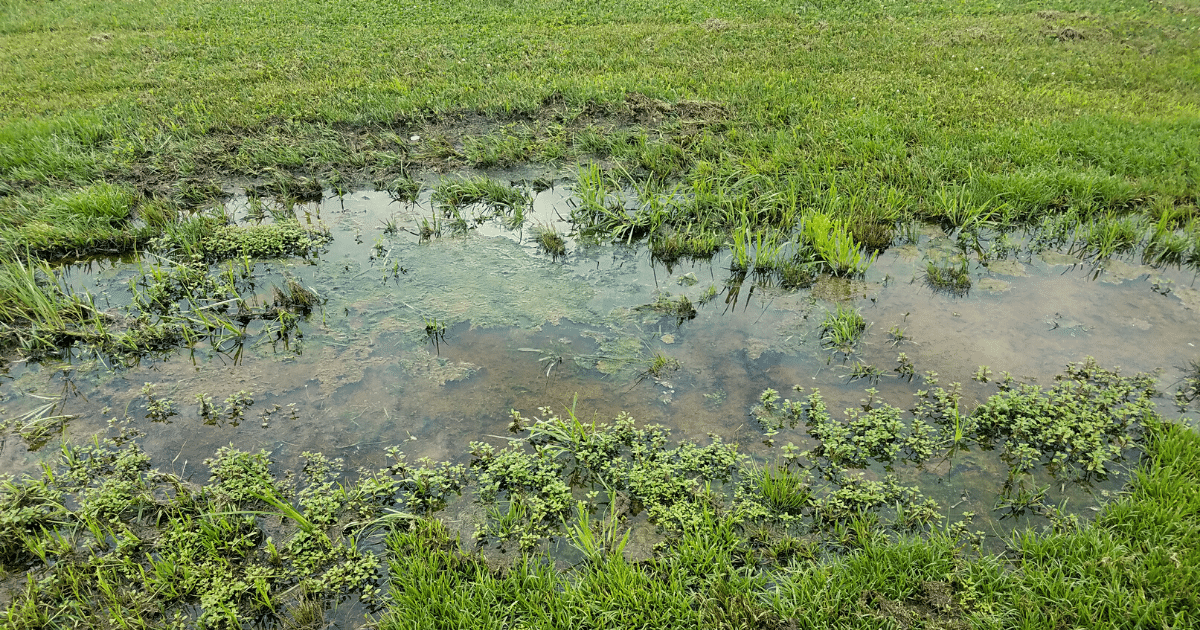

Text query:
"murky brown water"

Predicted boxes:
[[2, 177, 1198, 538]]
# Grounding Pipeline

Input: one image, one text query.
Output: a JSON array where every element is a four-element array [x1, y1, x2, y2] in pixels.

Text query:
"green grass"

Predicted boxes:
[[532, 223, 568, 257], [926, 259, 973, 295], [3, 366, 1199, 628], [820, 304, 867, 353], [2, 0, 1199, 346], [2, 3, 1200, 624]]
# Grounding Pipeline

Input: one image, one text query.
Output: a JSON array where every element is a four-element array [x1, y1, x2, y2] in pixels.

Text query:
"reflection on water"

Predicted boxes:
[[2, 179, 1199, 540]]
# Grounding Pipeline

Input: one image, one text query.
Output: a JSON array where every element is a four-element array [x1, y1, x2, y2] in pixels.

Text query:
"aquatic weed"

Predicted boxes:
[[924, 259, 971, 296], [1176, 359, 1200, 410], [820, 304, 866, 353], [638, 352, 681, 383], [639, 292, 697, 324], [532, 223, 567, 257], [972, 357, 1156, 478]]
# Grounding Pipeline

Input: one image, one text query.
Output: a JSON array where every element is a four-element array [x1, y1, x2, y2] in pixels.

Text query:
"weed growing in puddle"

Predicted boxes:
[[820, 304, 866, 353], [925, 259, 971, 296], [848, 361, 885, 384], [638, 352, 681, 383], [423, 315, 447, 344], [380, 175, 420, 203], [1175, 359, 1200, 411], [532, 223, 567, 257], [140, 383, 178, 423], [895, 352, 916, 380], [972, 358, 1157, 478], [638, 291, 697, 324], [433, 175, 528, 212]]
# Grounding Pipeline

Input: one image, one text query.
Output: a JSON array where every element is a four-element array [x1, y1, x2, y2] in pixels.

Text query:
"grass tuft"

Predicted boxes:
[[532, 223, 567, 257], [925, 260, 971, 296], [821, 304, 866, 353]]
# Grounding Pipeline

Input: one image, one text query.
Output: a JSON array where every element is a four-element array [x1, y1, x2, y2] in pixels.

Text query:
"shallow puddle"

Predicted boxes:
[[3, 178, 1199, 542]]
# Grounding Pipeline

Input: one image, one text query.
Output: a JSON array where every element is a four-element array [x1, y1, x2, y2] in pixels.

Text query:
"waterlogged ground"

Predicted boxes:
[[3, 174, 1200, 541]]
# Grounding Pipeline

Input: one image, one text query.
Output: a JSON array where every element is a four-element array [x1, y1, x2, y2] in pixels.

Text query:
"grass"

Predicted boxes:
[[433, 176, 528, 212], [638, 351, 682, 382], [820, 304, 866, 353], [3, 362, 1199, 627], [925, 259, 972, 296], [532, 223, 567, 257], [2, 1, 1200, 626], [2, 0, 1199, 347], [1178, 359, 1200, 411]]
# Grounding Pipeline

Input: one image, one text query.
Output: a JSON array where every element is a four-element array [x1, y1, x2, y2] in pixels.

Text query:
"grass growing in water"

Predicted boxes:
[[638, 352, 681, 382], [532, 223, 567, 257], [2, 359, 1197, 627], [820, 304, 866, 353], [433, 176, 528, 213], [925, 259, 971, 296]]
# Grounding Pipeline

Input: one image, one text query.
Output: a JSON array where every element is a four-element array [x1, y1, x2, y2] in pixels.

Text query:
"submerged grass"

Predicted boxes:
[[926, 259, 972, 296]]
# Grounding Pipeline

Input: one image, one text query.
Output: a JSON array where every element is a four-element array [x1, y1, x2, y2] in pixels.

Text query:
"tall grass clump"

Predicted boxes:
[[803, 213, 876, 277], [433, 176, 528, 212], [532, 222, 567, 257], [1074, 213, 1145, 260], [0, 257, 95, 352]]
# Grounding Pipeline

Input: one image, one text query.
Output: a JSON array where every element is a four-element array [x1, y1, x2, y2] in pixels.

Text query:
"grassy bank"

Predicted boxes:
[[3, 1, 1198, 221], [2, 0, 1199, 358]]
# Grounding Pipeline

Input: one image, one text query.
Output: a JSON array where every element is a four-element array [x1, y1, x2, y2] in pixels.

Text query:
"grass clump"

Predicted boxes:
[[820, 304, 866, 353], [271, 275, 320, 316], [750, 463, 811, 515], [532, 223, 567, 257], [804, 213, 877, 277], [378, 175, 420, 203], [640, 352, 682, 381], [648, 227, 722, 265], [433, 176, 528, 212], [639, 292, 698, 324], [925, 259, 971, 296]]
